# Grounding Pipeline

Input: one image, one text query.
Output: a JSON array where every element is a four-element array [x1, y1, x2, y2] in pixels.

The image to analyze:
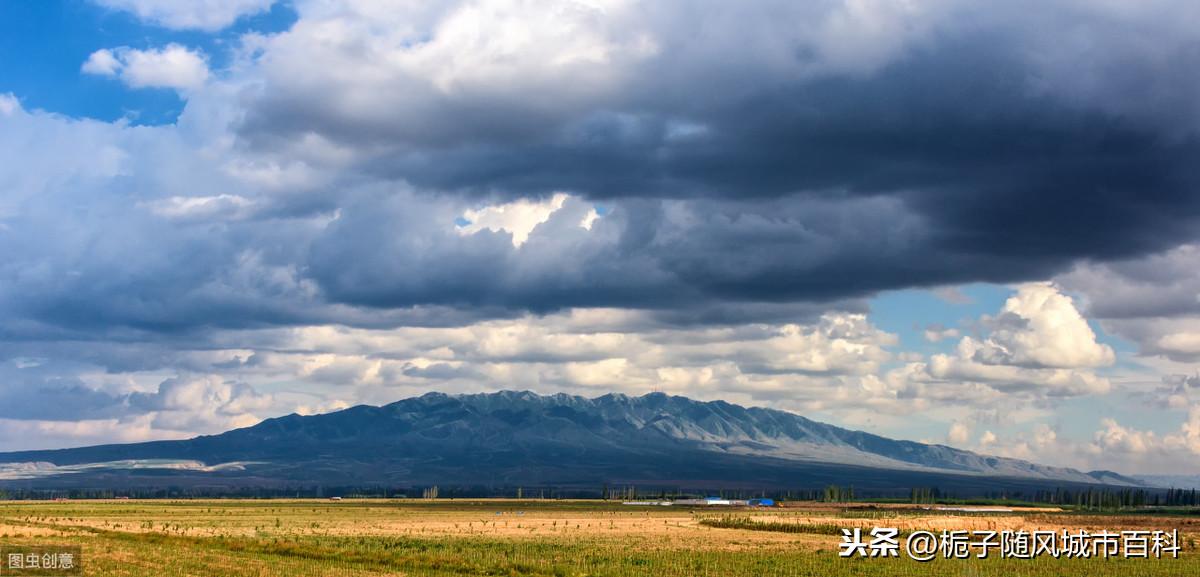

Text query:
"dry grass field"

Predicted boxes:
[[0, 499, 1196, 576]]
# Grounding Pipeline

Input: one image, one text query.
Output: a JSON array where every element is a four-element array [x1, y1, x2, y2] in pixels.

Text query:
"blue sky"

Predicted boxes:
[[0, 1, 295, 123], [1, 0, 1199, 476], [869, 285, 1008, 351]]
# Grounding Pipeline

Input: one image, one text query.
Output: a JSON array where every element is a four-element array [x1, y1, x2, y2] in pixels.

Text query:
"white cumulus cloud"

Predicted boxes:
[[967, 283, 1115, 369], [81, 49, 122, 76], [82, 44, 209, 91], [458, 193, 603, 247], [0, 93, 19, 116], [947, 421, 971, 445], [896, 283, 1114, 402], [92, 0, 275, 31]]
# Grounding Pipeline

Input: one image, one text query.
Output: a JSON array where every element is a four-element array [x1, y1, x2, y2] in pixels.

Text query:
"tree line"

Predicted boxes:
[[906, 485, 1199, 509], [1, 484, 1194, 506]]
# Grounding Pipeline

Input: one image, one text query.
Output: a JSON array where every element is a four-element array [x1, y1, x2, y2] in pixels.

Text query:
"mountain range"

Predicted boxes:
[[0, 391, 1141, 494]]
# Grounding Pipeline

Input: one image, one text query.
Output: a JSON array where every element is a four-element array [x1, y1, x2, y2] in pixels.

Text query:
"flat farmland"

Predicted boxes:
[[0, 499, 1196, 576]]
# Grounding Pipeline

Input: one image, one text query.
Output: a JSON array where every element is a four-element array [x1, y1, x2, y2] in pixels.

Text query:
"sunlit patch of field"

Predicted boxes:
[[0, 499, 1196, 576]]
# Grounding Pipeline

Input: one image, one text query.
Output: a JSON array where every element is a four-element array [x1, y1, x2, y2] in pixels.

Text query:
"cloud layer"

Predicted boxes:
[[12, 0, 1200, 331], [1, 0, 1199, 473]]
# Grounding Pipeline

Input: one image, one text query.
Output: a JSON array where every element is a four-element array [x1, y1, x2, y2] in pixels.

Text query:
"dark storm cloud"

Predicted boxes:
[[0, 376, 127, 421], [304, 191, 922, 312], [5, 0, 1200, 337], [1059, 244, 1200, 320], [234, 5, 1200, 319]]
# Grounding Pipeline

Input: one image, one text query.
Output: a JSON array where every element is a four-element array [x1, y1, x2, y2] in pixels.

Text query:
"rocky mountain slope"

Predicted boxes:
[[0, 391, 1141, 492]]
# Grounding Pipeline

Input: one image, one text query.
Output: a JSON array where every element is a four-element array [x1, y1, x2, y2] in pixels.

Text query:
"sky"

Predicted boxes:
[[0, 0, 1198, 475]]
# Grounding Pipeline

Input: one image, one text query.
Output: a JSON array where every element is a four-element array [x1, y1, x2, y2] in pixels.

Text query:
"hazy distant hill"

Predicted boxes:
[[1137, 475, 1200, 490], [0, 391, 1142, 493]]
